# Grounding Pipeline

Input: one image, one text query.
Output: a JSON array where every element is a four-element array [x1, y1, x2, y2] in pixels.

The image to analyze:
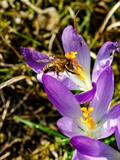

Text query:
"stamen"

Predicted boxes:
[[65, 52, 77, 59], [65, 52, 86, 81], [80, 107, 95, 130]]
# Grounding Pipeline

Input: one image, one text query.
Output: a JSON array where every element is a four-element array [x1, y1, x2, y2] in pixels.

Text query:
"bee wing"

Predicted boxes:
[[36, 54, 65, 63], [36, 55, 57, 63], [36, 59, 52, 63]]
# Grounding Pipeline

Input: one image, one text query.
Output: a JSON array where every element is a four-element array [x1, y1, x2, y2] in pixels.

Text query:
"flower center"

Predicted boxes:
[[65, 52, 86, 81], [80, 107, 95, 130]]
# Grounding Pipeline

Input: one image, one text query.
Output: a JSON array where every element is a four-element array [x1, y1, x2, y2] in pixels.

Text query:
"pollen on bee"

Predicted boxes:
[[65, 52, 86, 81]]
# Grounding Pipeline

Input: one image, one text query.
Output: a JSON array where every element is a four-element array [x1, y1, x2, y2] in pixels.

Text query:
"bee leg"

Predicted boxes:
[[56, 67, 60, 79], [66, 68, 78, 75], [65, 64, 77, 75], [56, 71, 59, 79]]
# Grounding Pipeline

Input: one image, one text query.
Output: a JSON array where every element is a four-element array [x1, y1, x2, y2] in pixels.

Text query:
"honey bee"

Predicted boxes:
[[42, 56, 76, 77], [36, 55, 79, 77], [37, 52, 85, 80]]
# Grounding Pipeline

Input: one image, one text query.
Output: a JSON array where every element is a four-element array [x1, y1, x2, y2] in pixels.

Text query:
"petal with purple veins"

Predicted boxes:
[[57, 117, 85, 138], [107, 103, 120, 119], [90, 66, 114, 122], [62, 26, 91, 84], [92, 41, 120, 82], [72, 150, 90, 160], [71, 136, 120, 160], [20, 46, 49, 73], [42, 75, 82, 118], [101, 103, 120, 138], [37, 72, 79, 90]]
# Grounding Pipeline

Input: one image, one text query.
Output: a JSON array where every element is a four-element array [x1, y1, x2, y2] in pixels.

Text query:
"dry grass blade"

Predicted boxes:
[[107, 21, 120, 31], [0, 75, 30, 89], [90, 1, 120, 48], [0, 152, 11, 160], [20, 0, 57, 14], [0, 97, 11, 129], [98, 1, 120, 34], [20, 0, 43, 14]]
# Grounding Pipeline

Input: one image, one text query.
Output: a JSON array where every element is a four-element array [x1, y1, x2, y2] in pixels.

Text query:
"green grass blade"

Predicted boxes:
[[9, 27, 41, 46], [14, 116, 67, 139]]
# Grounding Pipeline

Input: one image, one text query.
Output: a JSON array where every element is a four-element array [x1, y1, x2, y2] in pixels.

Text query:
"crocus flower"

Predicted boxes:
[[71, 136, 120, 160], [20, 26, 120, 102], [42, 66, 120, 159]]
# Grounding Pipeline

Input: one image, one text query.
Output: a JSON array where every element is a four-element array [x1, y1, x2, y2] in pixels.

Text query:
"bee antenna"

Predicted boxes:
[[74, 10, 80, 31]]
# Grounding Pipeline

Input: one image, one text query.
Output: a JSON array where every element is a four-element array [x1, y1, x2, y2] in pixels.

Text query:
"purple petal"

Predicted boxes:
[[57, 117, 85, 138], [72, 150, 107, 160], [115, 116, 120, 149], [37, 72, 79, 90], [72, 150, 90, 160], [59, 74, 79, 90], [75, 82, 96, 104], [71, 136, 120, 160], [90, 66, 114, 122], [92, 41, 120, 82], [20, 46, 49, 73], [95, 42, 120, 63], [107, 103, 120, 119], [100, 120, 116, 139], [100, 103, 120, 138], [101, 104, 120, 138], [100, 104, 120, 139], [42, 75, 82, 119], [62, 26, 91, 81], [36, 73, 43, 83]]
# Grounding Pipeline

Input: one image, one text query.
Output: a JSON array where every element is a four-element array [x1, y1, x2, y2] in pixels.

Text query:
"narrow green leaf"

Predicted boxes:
[[9, 27, 41, 46], [14, 116, 67, 139]]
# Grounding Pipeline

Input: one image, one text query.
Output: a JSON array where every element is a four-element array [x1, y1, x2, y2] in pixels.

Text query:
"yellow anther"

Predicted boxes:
[[65, 52, 77, 59], [88, 107, 94, 112], [80, 107, 95, 130], [65, 52, 86, 81], [81, 107, 88, 112]]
